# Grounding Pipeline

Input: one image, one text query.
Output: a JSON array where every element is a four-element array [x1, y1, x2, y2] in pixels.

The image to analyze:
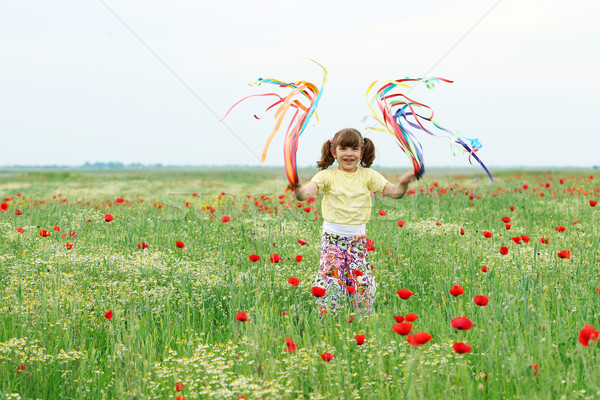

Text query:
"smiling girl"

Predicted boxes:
[[292, 128, 415, 316]]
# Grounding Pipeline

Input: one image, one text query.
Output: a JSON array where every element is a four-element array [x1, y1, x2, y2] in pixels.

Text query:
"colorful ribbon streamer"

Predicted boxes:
[[220, 59, 327, 188], [366, 77, 493, 183]]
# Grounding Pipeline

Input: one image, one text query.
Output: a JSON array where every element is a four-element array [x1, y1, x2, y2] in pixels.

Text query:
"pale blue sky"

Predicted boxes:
[[1, 0, 598, 169]]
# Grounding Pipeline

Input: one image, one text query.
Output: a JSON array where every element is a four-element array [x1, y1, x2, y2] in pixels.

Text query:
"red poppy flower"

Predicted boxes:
[[528, 363, 539, 376], [235, 312, 248, 321], [295, 255, 303, 262], [483, 231, 492, 238], [39, 229, 51, 237], [288, 277, 300, 287], [249, 254, 260, 262], [321, 352, 334, 362], [453, 342, 472, 353], [540, 237, 549, 244], [555, 226, 565, 232], [0, 203, 7, 211], [481, 266, 488, 273], [578, 325, 600, 346], [347, 317, 354, 323], [500, 246, 509, 255], [460, 228, 465, 235], [15, 209, 22, 215], [512, 236, 522, 244], [352, 269, 363, 276], [104, 310, 113, 320], [66, 243, 73, 250], [221, 215, 231, 223], [591, 200, 598, 207], [449, 285, 464, 296], [505, 224, 512, 230], [138, 242, 149, 249], [346, 286, 356, 295], [451, 316, 473, 330], [406, 332, 432, 346], [557, 250, 571, 259], [393, 322, 413, 335], [16, 227, 24, 234], [53, 226, 61, 232], [394, 315, 405, 323], [285, 337, 297, 352], [520, 235, 530, 243], [355, 334, 366, 345], [303, 207, 311, 213], [175, 241, 185, 249], [175, 382, 185, 392], [502, 216, 511, 223], [405, 313, 418, 322], [104, 214, 113, 222], [17, 364, 25, 373], [312, 287, 327, 297], [366, 239, 375, 252], [270, 254, 282, 263], [509, 206, 515, 211], [298, 239, 308, 245], [397, 289, 413, 299], [397, 220, 405, 227], [175, 396, 185, 400], [474, 295, 489, 306]]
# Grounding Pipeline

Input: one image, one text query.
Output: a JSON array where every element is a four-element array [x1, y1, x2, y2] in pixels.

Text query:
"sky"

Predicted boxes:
[[1, 0, 599, 170]]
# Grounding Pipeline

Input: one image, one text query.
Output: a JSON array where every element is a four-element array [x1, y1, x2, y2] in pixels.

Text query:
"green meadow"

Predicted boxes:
[[0, 168, 599, 399]]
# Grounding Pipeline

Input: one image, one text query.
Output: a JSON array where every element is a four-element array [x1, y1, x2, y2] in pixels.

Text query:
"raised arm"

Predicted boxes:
[[382, 171, 416, 199], [293, 182, 319, 201]]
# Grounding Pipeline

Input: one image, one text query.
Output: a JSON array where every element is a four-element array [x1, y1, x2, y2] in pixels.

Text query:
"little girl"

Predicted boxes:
[[293, 128, 415, 316]]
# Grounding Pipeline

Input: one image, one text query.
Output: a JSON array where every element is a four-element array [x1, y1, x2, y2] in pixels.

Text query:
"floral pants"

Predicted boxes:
[[314, 232, 376, 316]]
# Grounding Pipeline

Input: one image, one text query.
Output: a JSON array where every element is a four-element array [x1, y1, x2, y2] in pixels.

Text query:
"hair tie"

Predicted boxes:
[[329, 138, 333, 144]]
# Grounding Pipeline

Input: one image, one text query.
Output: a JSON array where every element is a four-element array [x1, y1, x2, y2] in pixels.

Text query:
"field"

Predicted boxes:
[[0, 167, 599, 400]]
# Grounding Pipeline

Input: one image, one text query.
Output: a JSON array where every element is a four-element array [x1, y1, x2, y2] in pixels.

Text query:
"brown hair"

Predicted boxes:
[[316, 128, 375, 170]]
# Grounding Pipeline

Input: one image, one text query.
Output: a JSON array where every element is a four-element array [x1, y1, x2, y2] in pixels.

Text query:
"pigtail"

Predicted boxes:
[[316, 139, 335, 170], [360, 137, 376, 167]]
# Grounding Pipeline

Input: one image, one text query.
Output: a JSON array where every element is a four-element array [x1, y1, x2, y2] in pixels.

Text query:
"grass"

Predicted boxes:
[[0, 167, 599, 399]]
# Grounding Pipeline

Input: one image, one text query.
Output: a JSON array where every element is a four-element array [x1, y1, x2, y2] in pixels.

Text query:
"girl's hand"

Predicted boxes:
[[399, 171, 417, 184]]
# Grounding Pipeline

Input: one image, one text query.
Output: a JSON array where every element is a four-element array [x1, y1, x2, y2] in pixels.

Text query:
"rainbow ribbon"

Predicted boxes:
[[220, 59, 327, 188], [366, 77, 493, 183]]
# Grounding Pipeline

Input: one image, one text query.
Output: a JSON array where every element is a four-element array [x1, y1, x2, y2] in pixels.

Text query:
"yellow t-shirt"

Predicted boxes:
[[310, 167, 390, 225]]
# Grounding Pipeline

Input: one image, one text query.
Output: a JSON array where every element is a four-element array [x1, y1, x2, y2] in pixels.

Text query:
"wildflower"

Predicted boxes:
[[321, 352, 334, 362], [474, 295, 489, 306], [393, 322, 413, 336], [39, 229, 50, 237], [540, 237, 549, 244], [104, 214, 113, 222], [460, 228, 465, 235], [288, 277, 300, 287], [285, 337, 297, 352], [352, 269, 363, 276], [449, 285, 464, 296], [53, 226, 61, 232], [346, 286, 356, 295], [405, 313, 418, 322], [249, 254, 260, 262], [502, 216, 511, 223], [355, 334, 366, 345], [394, 315, 405, 323], [578, 325, 600, 346], [406, 332, 433, 346], [397, 289, 413, 299], [175, 241, 185, 249], [483, 231, 492, 238], [557, 250, 571, 259], [500, 246, 509, 255], [378, 210, 387, 216], [481, 266, 488, 273], [512, 236, 522, 244], [347, 317, 354, 323], [16, 227, 24, 234], [397, 220, 405, 227], [175, 382, 185, 392], [555, 226, 565, 232], [509, 206, 515, 211], [17, 364, 25, 373], [66, 243, 73, 250], [15, 209, 22, 215], [221, 215, 231, 223], [104, 310, 113, 320], [235, 312, 248, 322], [505, 224, 512, 230], [295, 255, 303, 262], [311, 287, 327, 297], [528, 363, 538, 376], [520, 234, 530, 243], [451, 317, 473, 330], [298, 239, 308, 245], [0, 203, 7, 211], [590, 200, 598, 207], [453, 342, 472, 353], [138, 242, 149, 249], [270, 254, 282, 263]]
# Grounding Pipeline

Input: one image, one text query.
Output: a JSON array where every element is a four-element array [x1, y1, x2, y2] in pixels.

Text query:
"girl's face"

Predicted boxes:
[[331, 144, 362, 173]]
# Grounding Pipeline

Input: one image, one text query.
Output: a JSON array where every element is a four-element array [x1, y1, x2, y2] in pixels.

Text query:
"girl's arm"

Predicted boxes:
[[382, 171, 416, 199], [292, 182, 319, 200]]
